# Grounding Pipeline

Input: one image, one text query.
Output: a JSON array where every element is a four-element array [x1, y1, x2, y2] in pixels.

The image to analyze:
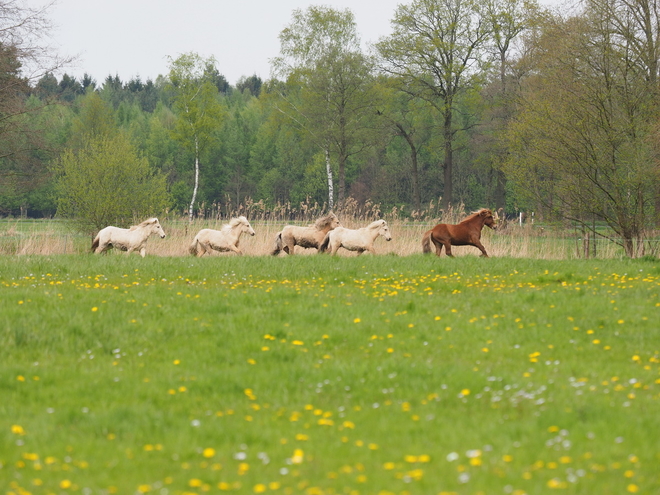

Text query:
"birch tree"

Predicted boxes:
[[167, 53, 224, 221], [272, 6, 380, 208]]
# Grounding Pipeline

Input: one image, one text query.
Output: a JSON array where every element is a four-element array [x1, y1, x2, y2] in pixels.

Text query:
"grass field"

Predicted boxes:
[[1, 254, 659, 495]]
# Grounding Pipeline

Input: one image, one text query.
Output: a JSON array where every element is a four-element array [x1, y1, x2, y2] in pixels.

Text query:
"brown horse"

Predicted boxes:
[[271, 213, 341, 255], [422, 209, 496, 257]]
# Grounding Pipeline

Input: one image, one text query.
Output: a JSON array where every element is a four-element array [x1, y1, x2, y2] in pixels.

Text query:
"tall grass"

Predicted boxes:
[[0, 202, 632, 259]]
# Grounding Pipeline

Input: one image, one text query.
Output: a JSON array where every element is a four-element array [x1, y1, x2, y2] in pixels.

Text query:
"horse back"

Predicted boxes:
[[432, 223, 480, 245]]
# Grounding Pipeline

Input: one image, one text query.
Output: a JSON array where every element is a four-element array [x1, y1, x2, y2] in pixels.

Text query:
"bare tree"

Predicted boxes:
[[0, 0, 73, 208]]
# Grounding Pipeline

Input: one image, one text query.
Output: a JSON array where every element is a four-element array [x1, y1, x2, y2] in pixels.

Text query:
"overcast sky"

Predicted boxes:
[[35, 0, 562, 86]]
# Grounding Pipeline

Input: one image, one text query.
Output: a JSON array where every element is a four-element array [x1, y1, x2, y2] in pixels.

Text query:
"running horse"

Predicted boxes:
[[189, 216, 256, 256], [92, 217, 166, 257], [422, 209, 496, 257], [271, 213, 341, 255]]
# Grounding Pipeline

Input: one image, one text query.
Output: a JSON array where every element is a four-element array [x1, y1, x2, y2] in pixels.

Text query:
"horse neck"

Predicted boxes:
[[462, 215, 485, 229], [368, 226, 383, 241], [134, 226, 153, 241]]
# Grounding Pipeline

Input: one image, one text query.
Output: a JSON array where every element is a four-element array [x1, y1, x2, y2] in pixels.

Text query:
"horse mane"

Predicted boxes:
[[459, 209, 491, 224], [222, 216, 249, 232], [129, 218, 158, 230], [314, 213, 338, 229], [368, 219, 385, 229], [228, 216, 244, 227]]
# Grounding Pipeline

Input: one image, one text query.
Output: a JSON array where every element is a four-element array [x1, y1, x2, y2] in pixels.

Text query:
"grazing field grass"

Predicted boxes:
[[1, 255, 659, 495]]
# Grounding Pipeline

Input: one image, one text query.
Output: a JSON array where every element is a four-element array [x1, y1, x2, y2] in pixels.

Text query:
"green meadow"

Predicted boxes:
[[1, 255, 659, 495]]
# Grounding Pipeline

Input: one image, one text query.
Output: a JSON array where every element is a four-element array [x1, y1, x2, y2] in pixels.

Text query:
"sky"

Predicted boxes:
[[36, 0, 407, 85], [35, 0, 563, 87]]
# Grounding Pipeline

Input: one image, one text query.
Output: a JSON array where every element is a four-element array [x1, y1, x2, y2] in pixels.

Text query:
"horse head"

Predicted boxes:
[[239, 216, 256, 236], [317, 213, 341, 231], [149, 218, 166, 238], [377, 220, 392, 241], [480, 209, 496, 230]]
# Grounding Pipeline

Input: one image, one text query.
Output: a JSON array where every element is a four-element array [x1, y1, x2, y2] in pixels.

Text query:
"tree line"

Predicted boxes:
[[1, 0, 660, 256]]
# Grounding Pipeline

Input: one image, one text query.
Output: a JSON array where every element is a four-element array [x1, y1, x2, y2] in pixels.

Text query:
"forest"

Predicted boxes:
[[2, 0, 660, 256]]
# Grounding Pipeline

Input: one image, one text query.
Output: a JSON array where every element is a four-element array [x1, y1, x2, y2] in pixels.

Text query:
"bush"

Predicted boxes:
[[53, 132, 170, 234]]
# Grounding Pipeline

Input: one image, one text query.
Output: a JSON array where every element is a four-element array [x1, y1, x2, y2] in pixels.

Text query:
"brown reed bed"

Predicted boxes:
[[0, 200, 629, 259]]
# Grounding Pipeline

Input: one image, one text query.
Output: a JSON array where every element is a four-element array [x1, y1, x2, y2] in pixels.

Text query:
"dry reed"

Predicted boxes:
[[0, 201, 630, 259]]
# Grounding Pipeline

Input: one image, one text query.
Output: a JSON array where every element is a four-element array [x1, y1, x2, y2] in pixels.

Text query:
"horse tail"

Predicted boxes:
[[270, 232, 283, 256], [189, 237, 200, 256], [319, 232, 331, 253], [91, 234, 100, 253], [422, 229, 433, 254]]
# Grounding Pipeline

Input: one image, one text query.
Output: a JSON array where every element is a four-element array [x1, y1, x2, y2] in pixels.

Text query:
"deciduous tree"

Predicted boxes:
[[167, 53, 224, 221], [273, 6, 381, 208], [506, 11, 660, 257], [377, 0, 491, 208]]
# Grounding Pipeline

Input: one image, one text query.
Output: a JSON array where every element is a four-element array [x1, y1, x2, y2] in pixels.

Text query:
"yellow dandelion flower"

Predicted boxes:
[[11, 424, 25, 435], [291, 449, 304, 464], [60, 479, 72, 489], [354, 318, 361, 323], [253, 484, 267, 493], [627, 484, 639, 493], [203, 448, 215, 458]]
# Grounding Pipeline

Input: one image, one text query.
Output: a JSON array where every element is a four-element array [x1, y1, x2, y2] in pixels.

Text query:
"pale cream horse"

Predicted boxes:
[[319, 219, 392, 255], [271, 212, 341, 255], [92, 217, 166, 257], [189, 216, 256, 256]]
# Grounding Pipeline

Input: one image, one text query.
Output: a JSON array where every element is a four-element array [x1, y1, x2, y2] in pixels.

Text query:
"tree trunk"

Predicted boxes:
[[396, 123, 421, 213], [325, 148, 334, 210], [494, 168, 507, 211], [442, 111, 453, 208], [188, 135, 200, 223]]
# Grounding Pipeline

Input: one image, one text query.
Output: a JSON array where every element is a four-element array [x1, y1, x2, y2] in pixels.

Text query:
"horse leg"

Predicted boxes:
[[443, 242, 454, 257], [199, 242, 210, 257], [473, 241, 489, 257], [431, 237, 444, 256], [229, 244, 243, 255]]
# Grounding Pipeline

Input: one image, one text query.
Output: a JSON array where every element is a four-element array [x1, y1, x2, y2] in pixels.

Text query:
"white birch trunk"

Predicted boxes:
[[325, 148, 334, 210], [188, 135, 200, 223]]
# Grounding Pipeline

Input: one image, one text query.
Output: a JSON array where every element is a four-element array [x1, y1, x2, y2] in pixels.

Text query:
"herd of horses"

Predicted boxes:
[[91, 209, 497, 258]]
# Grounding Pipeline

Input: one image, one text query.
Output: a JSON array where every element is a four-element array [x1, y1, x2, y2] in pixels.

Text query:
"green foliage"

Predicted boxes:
[[52, 133, 170, 234]]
